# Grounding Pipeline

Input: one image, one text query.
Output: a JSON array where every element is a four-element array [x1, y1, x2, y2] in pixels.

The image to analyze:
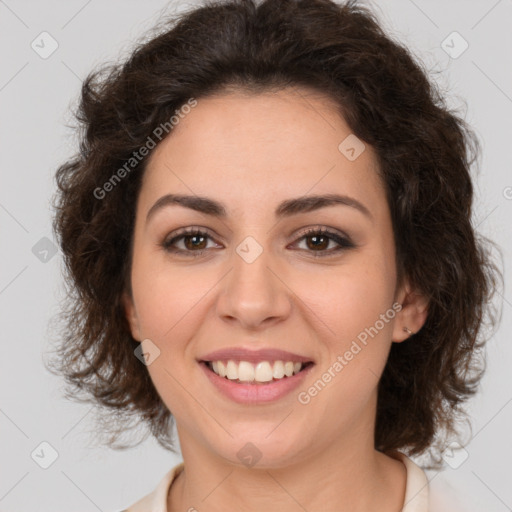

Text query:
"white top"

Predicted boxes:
[[121, 451, 434, 511]]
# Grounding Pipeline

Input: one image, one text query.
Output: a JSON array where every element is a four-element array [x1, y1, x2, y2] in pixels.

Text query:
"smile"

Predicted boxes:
[[199, 359, 315, 404], [204, 359, 314, 384]]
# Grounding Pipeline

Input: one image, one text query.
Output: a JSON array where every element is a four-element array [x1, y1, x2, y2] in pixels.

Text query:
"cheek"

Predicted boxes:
[[294, 243, 397, 357], [130, 248, 209, 340], [130, 257, 212, 415], [294, 262, 396, 418]]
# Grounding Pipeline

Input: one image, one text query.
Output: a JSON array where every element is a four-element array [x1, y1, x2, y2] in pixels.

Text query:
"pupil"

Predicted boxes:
[[186, 235, 206, 250], [308, 235, 327, 250]]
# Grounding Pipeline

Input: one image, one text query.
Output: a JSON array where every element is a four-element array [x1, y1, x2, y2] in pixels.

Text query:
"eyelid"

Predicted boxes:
[[292, 224, 351, 241]]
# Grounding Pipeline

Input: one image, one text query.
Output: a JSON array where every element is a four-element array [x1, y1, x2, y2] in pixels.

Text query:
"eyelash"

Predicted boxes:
[[160, 226, 355, 258]]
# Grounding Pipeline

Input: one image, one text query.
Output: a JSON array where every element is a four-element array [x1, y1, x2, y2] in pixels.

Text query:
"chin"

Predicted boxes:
[[211, 429, 311, 470]]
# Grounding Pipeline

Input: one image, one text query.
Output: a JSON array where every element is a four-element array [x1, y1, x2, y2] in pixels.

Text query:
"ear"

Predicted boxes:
[[392, 280, 429, 343], [122, 291, 142, 342]]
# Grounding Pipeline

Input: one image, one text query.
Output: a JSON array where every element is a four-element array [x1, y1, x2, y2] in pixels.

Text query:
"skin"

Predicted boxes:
[[123, 87, 429, 512]]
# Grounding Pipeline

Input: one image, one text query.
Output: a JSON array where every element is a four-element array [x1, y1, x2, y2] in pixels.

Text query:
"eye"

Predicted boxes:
[[160, 227, 221, 256], [160, 226, 355, 258], [291, 227, 355, 257]]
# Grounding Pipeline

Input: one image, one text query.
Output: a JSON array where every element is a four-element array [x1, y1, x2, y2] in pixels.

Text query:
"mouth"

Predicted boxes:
[[197, 347, 316, 402], [200, 359, 315, 385]]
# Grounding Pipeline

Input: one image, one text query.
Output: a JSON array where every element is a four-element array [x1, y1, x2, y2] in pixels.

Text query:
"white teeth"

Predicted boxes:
[[272, 360, 285, 379], [254, 361, 273, 382], [238, 361, 255, 382], [284, 361, 294, 377], [217, 361, 227, 377], [226, 360, 238, 380], [208, 360, 306, 382]]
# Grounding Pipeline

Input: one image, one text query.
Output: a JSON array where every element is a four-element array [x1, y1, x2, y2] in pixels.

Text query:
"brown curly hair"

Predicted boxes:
[[46, 0, 502, 468]]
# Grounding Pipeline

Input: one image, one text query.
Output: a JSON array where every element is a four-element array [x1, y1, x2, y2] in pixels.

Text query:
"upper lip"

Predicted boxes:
[[198, 348, 314, 364]]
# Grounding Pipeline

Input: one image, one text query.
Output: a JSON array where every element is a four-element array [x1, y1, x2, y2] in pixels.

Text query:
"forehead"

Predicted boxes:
[[141, 88, 386, 219]]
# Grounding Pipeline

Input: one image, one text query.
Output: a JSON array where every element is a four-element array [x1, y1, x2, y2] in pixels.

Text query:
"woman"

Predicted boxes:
[[48, 0, 500, 510]]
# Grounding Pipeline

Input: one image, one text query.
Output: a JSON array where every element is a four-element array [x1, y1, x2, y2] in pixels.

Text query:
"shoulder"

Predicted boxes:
[[426, 467, 471, 512], [391, 451, 467, 512], [390, 451, 430, 512], [121, 462, 184, 512]]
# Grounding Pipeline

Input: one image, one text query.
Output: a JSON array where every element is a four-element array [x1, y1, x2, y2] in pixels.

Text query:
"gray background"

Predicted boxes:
[[1, 0, 511, 510]]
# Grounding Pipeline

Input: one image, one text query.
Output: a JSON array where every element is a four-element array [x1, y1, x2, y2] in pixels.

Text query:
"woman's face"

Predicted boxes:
[[124, 88, 424, 467]]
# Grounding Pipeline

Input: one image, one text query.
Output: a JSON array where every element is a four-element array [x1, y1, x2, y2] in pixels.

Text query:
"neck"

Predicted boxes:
[[168, 420, 406, 511]]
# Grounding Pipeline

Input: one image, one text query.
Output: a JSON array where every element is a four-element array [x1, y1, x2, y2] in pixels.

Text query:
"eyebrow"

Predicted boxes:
[[146, 193, 373, 223]]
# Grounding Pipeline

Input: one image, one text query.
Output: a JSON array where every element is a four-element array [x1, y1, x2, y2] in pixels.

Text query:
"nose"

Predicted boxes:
[[215, 242, 292, 331]]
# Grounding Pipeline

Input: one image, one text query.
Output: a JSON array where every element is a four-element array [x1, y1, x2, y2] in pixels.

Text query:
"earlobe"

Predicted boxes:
[[392, 283, 429, 343], [122, 291, 141, 341]]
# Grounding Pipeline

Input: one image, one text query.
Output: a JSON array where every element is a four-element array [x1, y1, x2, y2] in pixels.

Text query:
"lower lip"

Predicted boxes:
[[199, 362, 314, 404]]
